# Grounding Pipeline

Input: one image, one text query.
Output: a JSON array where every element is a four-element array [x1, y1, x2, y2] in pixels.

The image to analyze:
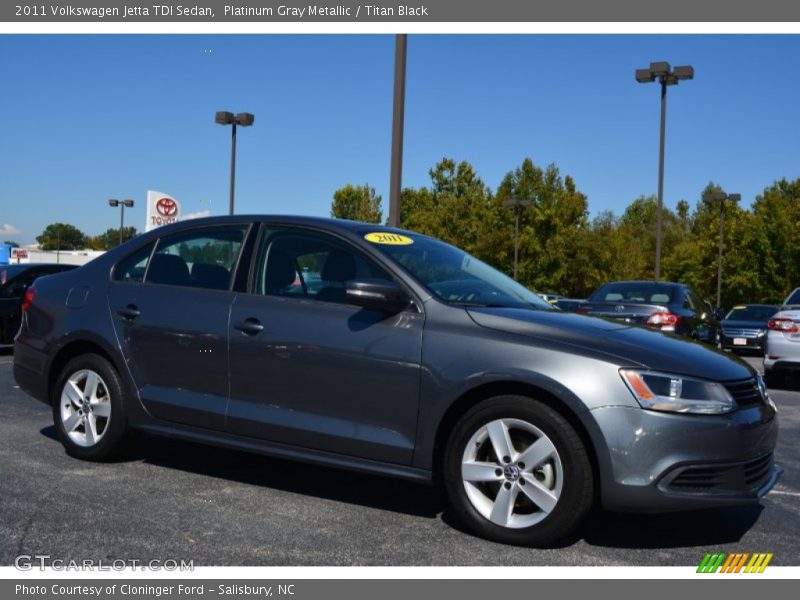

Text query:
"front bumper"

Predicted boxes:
[[590, 402, 780, 512], [721, 334, 765, 353]]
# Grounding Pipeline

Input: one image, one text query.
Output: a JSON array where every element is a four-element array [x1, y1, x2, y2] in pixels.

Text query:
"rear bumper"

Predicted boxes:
[[765, 334, 800, 370], [590, 403, 780, 512]]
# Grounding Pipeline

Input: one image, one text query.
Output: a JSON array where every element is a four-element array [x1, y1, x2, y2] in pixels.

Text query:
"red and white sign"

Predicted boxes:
[[146, 190, 181, 231]]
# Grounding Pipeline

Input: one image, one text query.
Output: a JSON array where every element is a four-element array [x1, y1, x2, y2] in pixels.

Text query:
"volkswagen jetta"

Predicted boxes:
[[13, 216, 781, 546]]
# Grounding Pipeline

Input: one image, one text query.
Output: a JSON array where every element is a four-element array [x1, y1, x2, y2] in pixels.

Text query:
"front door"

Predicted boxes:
[[227, 227, 424, 465]]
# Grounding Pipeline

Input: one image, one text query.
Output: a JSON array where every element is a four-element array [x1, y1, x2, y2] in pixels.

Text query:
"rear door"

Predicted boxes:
[[108, 224, 250, 430], [226, 225, 424, 464]]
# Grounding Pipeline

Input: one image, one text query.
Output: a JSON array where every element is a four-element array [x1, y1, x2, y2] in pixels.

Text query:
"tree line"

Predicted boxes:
[[35, 223, 138, 252], [331, 158, 800, 307]]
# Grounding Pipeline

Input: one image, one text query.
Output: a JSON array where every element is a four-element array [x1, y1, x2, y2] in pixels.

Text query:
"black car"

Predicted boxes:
[[720, 304, 779, 354], [0, 263, 77, 345], [554, 298, 585, 312], [12, 217, 780, 547], [580, 280, 721, 345]]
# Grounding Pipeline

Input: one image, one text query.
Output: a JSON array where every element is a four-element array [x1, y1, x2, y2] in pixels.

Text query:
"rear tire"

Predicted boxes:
[[52, 353, 131, 461], [443, 395, 594, 547]]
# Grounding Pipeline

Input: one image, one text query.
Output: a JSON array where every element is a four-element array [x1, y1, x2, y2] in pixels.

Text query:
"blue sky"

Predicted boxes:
[[0, 34, 798, 244]]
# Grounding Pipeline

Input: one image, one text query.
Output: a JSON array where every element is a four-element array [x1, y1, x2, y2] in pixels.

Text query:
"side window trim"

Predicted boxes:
[[111, 240, 157, 284]]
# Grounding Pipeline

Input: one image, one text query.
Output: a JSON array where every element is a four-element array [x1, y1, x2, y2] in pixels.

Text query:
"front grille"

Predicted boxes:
[[722, 328, 763, 338], [665, 453, 774, 495], [724, 379, 764, 407]]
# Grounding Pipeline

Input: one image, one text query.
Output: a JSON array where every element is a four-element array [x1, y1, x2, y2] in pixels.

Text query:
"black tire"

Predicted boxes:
[[443, 395, 594, 547], [52, 353, 131, 461]]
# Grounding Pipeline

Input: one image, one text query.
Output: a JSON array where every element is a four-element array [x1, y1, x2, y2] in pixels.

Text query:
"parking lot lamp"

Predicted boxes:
[[215, 111, 255, 216], [108, 199, 134, 246], [635, 62, 694, 282], [703, 191, 741, 310], [502, 198, 534, 280]]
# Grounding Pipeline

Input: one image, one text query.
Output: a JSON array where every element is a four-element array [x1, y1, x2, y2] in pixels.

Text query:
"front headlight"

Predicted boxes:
[[756, 374, 777, 411], [620, 369, 735, 414]]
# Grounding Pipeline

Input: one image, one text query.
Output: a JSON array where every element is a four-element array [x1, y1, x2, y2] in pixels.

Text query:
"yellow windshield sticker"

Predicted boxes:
[[733, 305, 746, 310], [364, 232, 414, 245]]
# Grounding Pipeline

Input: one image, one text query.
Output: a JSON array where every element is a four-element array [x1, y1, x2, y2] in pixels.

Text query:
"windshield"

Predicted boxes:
[[725, 305, 778, 321], [589, 282, 676, 304], [361, 230, 553, 310]]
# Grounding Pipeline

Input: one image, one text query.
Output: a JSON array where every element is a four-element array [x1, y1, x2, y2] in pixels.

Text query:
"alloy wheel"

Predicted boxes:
[[60, 369, 112, 447], [461, 418, 563, 529]]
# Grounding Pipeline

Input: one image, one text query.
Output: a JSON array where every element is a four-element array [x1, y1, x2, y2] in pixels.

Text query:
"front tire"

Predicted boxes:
[[52, 353, 130, 461], [443, 395, 594, 547]]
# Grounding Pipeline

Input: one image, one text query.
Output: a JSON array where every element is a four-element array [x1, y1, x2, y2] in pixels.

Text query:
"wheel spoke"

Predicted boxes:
[[489, 485, 518, 527], [84, 372, 100, 402], [84, 414, 97, 445], [63, 411, 82, 432], [486, 420, 514, 462], [519, 474, 559, 513], [517, 436, 556, 471], [92, 402, 111, 418], [462, 461, 501, 482], [65, 381, 83, 408]]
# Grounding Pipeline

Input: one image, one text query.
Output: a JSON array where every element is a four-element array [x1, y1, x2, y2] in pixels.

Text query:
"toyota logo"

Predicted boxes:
[[156, 197, 178, 217]]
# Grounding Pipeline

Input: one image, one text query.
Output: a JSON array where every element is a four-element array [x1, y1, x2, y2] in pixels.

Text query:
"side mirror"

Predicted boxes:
[[346, 279, 409, 313]]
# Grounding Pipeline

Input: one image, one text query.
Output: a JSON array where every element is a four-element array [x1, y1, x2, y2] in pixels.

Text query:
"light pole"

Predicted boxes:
[[703, 191, 740, 310], [635, 61, 694, 282], [215, 111, 255, 215], [388, 34, 407, 228], [108, 199, 134, 246], [502, 198, 534, 280]]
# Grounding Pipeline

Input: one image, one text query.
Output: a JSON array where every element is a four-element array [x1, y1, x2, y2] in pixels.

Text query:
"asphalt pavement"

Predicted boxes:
[[1, 351, 798, 566]]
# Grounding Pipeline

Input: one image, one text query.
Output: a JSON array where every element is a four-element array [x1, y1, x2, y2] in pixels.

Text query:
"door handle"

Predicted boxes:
[[234, 318, 264, 335], [116, 304, 140, 320]]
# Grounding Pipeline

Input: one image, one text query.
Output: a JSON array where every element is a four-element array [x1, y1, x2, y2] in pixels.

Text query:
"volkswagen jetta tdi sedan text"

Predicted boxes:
[[13, 216, 781, 546]]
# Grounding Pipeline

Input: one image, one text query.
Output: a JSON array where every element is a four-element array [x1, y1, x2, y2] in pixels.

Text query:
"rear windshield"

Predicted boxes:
[[725, 306, 778, 321], [589, 282, 676, 304], [785, 289, 800, 305]]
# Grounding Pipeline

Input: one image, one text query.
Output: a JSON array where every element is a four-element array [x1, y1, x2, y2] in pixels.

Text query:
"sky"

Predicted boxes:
[[0, 34, 798, 245]]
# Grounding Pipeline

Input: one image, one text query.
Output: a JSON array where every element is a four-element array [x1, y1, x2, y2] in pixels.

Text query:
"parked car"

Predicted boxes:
[[13, 217, 780, 546], [764, 287, 800, 386], [537, 292, 564, 304], [720, 304, 779, 354], [0, 263, 77, 345], [554, 298, 585, 312], [580, 280, 721, 345]]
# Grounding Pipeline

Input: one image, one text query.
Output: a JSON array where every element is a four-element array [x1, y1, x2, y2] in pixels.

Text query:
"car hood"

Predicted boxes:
[[721, 319, 769, 329], [467, 307, 754, 382]]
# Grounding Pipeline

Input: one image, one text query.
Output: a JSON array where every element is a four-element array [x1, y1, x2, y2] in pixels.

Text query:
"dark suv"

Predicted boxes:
[[13, 217, 780, 546]]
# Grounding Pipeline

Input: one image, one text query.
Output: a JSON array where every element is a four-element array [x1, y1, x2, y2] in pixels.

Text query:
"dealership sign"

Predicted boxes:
[[146, 190, 180, 231]]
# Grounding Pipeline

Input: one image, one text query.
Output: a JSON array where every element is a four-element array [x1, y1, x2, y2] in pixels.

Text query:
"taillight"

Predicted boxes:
[[22, 287, 35, 313], [768, 318, 799, 333], [577, 308, 589, 315], [646, 311, 681, 329]]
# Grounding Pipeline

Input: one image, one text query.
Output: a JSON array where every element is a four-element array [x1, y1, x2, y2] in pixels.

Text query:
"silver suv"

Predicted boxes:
[[764, 287, 800, 386]]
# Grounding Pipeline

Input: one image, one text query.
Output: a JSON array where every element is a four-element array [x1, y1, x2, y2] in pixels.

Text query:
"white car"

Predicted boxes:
[[764, 287, 800, 386]]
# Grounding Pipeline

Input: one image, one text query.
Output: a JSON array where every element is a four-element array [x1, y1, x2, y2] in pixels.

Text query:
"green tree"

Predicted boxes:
[[36, 223, 86, 251], [331, 184, 383, 223], [94, 226, 138, 250]]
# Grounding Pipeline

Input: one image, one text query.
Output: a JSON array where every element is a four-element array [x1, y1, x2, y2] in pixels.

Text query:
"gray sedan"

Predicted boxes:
[[13, 216, 781, 546]]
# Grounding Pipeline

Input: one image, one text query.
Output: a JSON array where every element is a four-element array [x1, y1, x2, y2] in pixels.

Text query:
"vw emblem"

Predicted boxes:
[[503, 464, 521, 481]]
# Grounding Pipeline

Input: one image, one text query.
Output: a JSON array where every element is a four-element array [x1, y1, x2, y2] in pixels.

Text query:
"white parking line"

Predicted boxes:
[[770, 490, 800, 497]]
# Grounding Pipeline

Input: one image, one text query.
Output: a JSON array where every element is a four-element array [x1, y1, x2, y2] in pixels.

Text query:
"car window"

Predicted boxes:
[[254, 229, 391, 304], [114, 243, 155, 283], [590, 282, 677, 304], [146, 226, 247, 290], [725, 306, 778, 321], [786, 289, 800, 305], [0, 267, 40, 298]]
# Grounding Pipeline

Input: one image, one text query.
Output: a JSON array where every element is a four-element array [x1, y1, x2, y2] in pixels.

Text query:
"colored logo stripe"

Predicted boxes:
[[697, 552, 772, 573]]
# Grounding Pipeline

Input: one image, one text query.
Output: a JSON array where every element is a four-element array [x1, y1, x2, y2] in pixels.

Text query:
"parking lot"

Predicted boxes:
[[1, 350, 798, 566]]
